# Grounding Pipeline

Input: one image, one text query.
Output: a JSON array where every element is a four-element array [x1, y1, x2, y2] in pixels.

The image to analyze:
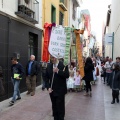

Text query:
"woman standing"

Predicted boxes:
[[104, 58, 113, 85], [101, 61, 106, 84], [110, 64, 120, 104], [82, 57, 94, 97]]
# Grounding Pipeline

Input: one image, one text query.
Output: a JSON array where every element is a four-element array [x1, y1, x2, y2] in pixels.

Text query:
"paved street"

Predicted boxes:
[[0, 79, 120, 120]]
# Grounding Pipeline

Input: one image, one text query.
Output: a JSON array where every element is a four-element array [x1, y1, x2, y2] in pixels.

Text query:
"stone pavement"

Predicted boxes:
[[0, 79, 120, 120]]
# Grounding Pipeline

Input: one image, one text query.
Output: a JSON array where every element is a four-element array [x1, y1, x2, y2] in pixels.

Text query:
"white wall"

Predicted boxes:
[[109, 0, 120, 60], [68, 0, 79, 28], [35, 0, 42, 29], [0, 0, 42, 29]]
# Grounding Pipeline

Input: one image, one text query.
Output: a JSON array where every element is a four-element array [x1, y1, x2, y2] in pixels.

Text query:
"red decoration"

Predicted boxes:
[[42, 23, 56, 62]]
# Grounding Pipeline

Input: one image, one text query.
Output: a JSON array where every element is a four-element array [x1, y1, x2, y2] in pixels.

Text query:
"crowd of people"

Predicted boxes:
[[100, 56, 120, 104], [65, 56, 120, 105], [2, 54, 119, 120], [9, 55, 39, 106], [41, 56, 104, 97]]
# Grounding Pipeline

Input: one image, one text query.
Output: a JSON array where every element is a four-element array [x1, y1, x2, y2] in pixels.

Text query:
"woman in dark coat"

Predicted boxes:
[[83, 57, 94, 97], [110, 64, 120, 104]]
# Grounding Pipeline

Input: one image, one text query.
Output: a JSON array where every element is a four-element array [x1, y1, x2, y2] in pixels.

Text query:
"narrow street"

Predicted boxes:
[[0, 79, 120, 120]]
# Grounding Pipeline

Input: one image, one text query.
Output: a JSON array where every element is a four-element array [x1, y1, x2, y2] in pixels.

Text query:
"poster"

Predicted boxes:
[[48, 26, 66, 58]]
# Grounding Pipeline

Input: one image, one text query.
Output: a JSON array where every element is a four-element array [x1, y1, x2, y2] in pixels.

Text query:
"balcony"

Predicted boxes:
[[15, 0, 39, 24], [59, 0, 67, 11]]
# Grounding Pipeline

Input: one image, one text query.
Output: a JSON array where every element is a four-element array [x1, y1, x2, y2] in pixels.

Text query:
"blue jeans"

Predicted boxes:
[[11, 78, 21, 102]]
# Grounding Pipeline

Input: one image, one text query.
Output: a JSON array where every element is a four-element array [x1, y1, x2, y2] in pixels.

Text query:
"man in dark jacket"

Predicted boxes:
[[41, 62, 48, 91], [46, 56, 69, 120], [110, 64, 120, 104], [26, 55, 39, 96]]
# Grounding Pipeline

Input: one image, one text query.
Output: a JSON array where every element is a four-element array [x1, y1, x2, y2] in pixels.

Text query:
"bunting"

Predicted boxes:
[[64, 27, 73, 66]]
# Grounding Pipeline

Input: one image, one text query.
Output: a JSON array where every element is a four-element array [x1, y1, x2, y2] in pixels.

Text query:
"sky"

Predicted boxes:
[[81, 0, 111, 41]]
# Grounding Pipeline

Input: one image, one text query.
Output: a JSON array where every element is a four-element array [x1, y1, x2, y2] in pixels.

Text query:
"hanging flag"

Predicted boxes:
[[64, 27, 73, 66], [74, 29, 84, 78], [42, 23, 56, 62]]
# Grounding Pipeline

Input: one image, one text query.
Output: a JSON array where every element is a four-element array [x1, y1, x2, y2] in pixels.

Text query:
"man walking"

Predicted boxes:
[[41, 62, 47, 91], [46, 56, 69, 120], [26, 55, 39, 96], [9, 57, 24, 106]]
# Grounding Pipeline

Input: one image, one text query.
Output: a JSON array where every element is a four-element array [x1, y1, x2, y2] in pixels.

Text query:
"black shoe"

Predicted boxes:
[[117, 99, 119, 103], [9, 101, 14, 106], [16, 97, 21, 100], [54, 116, 58, 120], [111, 101, 115, 104], [42, 87, 45, 91]]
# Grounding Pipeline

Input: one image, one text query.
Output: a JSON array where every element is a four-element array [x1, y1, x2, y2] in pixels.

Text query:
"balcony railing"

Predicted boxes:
[[15, 0, 39, 24], [59, 0, 67, 11]]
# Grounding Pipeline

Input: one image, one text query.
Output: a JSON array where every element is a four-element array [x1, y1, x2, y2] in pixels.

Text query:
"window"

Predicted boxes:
[[59, 12, 64, 25], [60, 0, 67, 7], [60, 0, 63, 2], [51, 5, 56, 23], [28, 33, 38, 60]]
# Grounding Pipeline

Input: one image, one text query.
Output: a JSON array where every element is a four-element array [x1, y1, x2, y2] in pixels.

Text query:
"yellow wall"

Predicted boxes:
[[41, 0, 69, 59], [42, 0, 68, 27]]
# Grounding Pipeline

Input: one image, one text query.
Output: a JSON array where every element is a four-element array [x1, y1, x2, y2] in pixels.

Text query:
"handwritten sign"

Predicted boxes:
[[48, 26, 66, 58]]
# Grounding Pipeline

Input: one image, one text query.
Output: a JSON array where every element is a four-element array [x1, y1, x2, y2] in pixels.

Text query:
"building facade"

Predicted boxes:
[[68, 0, 80, 29], [80, 9, 91, 57], [104, 0, 120, 60], [67, 0, 82, 65], [0, 0, 42, 101], [42, 0, 68, 26]]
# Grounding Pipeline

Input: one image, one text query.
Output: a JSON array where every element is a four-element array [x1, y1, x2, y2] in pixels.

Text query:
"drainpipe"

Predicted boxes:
[[2, 0, 3, 8], [44, 0, 45, 24], [112, 32, 114, 60], [7, 17, 11, 98]]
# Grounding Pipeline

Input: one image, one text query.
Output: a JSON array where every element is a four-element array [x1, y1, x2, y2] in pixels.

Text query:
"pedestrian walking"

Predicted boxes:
[[92, 61, 99, 84], [67, 72, 74, 92], [9, 57, 24, 106], [82, 57, 94, 97], [69, 65, 74, 77], [112, 57, 120, 67], [46, 55, 69, 120], [104, 58, 113, 85], [110, 64, 120, 104], [101, 61, 106, 84], [41, 62, 47, 91], [74, 71, 82, 92], [26, 55, 39, 96]]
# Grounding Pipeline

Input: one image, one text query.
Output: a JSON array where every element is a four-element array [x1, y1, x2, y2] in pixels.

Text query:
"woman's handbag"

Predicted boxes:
[[96, 67, 99, 76]]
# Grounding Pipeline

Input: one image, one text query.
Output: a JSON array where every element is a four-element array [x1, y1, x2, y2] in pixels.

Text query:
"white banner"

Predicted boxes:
[[48, 26, 66, 58]]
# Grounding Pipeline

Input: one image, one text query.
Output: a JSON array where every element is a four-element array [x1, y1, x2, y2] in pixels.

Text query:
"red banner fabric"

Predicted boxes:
[[84, 15, 91, 36], [42, 23, 56, 62]]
